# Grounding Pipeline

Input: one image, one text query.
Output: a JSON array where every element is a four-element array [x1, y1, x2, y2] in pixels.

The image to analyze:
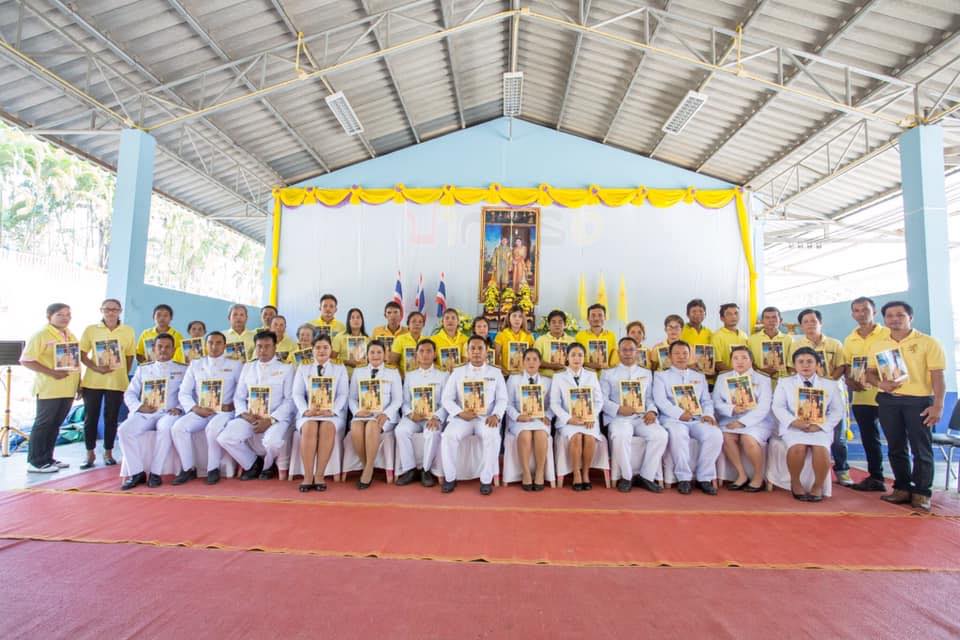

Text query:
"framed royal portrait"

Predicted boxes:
[[479, 207, 541, 303]]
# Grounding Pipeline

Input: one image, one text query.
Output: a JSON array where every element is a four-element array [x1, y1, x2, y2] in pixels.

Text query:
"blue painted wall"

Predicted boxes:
[[266, 116, 736, 301], [127, 284, 258, 338]]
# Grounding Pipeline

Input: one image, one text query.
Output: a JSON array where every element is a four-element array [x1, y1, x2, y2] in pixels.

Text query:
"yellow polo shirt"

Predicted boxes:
[[843, 324, 891, 406], [711, 327, 749, 368], [790, 335, 846, 378], [868, 329, 945, 397], [495, 328, 534, 373], [21, 324, 81, 399], [224, 328, 257, 362], [391, 332, 426, 375], [79, 322, 136, 391], [371, 325, 408, 370], [309, 317, 346, 338], [680, 323, 713, 346], [433, 330, 469, 370], [575, 329, 619, 368], [533, 333, 574, 377], [332, 332, 369, 377], [275, 335, 299, 364], [136, 326, 184, 363], [652, 340, 673, 371], [748, 330, 792, 378]]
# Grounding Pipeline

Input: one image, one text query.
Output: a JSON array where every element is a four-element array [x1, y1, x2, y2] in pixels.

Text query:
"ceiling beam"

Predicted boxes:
[[438, 0, 466, 129], [693, 0, 881, 172]]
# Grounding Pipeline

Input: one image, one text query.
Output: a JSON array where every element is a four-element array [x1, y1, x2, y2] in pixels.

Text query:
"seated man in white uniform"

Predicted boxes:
[[505, 348, 553, 491], [117, 333, 187, 490], [440, 335, 507, 495], [712, 345, 774, 492], [169, 331, 242, 485], [772, 346, 844, 502], [601, 337, 668, 493], [652, 340, 722, 495], [217, 331, 295, 481], [395, 339, 449, 487]]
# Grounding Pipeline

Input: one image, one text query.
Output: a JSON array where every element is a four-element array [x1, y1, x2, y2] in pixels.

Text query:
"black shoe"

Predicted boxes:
[[441, 480, 456, 493], [582, 482, 592, 491], [727, 481, 746, 491], [240, 457, 264, 481], [259, 463, 278, 480], [807, 494, 823, 502], [206, 469, 221, 485], [617, 478, 632, 493], [572, 482, 584, 492], [315, 482, 327, 492], [792, 491, 810, 501], [677, 481, 692, 495], [79, 459, 96, 470], [420, 470, 436, 488], [103, 457, 118, 466], [121, 472, 146, 491], [396, 469, 417, 486], [298, 483, 314, 492], [532, 483, 545, 492], [698, 481, 717, 496], [743, 483, 764, 493], [357, 479, 371, 490], [147, 473, 162, 488], [479, 483, 493, 495], [631, 474, 644, 487], [851, 477, 886, 492], [173, 468, 196, 485], [638, 477, 662, 493], [522, 483, 534, 492]]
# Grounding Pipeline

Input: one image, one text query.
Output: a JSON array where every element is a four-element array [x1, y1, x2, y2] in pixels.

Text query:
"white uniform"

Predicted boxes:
[[505, 372, 553, 435], [117, 360, 187, 476], [348, 365, 403, 430], [292, 361, 349, 431], [440, 363, 507, 484], [712, 369, 775, 444], [170, 355, 243, 473], [601, 364, 668, 481], [217, 358, 295, 472], [653, 367, 722, 482], [395, 366, 449, 475], [772, 374, 843, 449], [549, 368, 604, 441]]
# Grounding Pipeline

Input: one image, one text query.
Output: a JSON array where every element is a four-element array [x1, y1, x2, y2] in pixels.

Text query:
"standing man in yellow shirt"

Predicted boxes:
[[748, 306, 792, 382], [680, 298, 713, 347], [843, 297, 890, 492], [19, 303, 81, 474], [224, 303, 257, 362], [792, 308, 851, 486], [79, 298, 136, 469], [309, 293, 346, 338], [711, 303, 749, 373], [433, 308, 469, 372], [390, 311, 426, 376], [256, 305, 278, 332], [575, 304, 618, 372], [867, 301, 946, 512], [271, 315, 298, 363], [534, 310, 574, 377], [372, 301, 409, 371], [652, 314, 684, 371], [135, 304, 184, 364]]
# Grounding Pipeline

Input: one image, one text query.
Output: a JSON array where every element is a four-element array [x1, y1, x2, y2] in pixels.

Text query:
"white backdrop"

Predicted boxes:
[[277, 201, 750, 337]]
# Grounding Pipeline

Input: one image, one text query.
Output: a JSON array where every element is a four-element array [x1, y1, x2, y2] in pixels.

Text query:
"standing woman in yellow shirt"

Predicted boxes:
[[471, 316, 498, 366], [135, 304, 184, 364], [625, 320, 652, 369], [433, 308, 469, 372], [19, 303, 81, 474], [78, 299, 135, 469], [332, 308, 369, 376], [495, 306, 534, 375]]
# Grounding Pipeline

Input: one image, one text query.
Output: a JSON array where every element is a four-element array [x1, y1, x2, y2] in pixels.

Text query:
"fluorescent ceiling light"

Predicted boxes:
[[326, 91, 364, 136], [503, 72, 523, 117], [661, 90, 708, 135]]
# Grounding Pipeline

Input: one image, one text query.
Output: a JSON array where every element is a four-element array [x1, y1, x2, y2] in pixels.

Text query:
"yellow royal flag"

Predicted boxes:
[[577, 274, 587, 322], [617, 275, 628, 324], [597, 274, 608, 309]]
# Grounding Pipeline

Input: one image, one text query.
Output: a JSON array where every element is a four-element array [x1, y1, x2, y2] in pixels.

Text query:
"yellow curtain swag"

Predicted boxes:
[[270, 184, 757, 324]]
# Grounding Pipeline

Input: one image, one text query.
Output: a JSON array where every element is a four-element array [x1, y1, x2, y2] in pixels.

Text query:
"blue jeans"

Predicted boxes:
[[831, 410, 849, 472]]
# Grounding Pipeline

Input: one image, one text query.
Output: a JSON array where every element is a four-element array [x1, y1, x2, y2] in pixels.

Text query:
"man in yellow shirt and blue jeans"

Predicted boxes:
[[867, 300, 946, 512]]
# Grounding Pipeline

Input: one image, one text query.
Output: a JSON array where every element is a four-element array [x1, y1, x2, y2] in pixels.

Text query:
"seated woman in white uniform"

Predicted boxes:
[[772, 346, 844, 502], [347, 340, 402, 489], [712, 345, 774, 492], [505, 348, 553, 491], [292, 335, 348, 492], [549, 343, 604, 491]]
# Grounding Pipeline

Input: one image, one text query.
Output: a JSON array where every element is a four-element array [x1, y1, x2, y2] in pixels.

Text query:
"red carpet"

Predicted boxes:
[[1, 539, 958, 639]]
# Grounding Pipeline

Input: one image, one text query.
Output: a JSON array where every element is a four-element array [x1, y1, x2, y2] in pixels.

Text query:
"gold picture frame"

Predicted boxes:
[[478, 207, 541, 303]]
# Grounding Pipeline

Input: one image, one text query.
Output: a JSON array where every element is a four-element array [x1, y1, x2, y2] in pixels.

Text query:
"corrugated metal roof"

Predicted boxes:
[[0, 0, 957, 245]]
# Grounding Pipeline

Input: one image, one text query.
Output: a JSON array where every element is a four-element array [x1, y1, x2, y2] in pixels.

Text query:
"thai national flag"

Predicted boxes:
[[415, 274, 426, 313], [392, 272, 404, 315], [435, 272, 447, 318]]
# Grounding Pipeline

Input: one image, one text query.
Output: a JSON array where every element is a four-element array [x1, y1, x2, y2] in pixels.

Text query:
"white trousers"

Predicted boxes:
[[441, 417, 501, 484], [608, 417, 669, 481], [217, 417, 292, 471], [394, 417, 442, 474], [170, 411, 233, 472], [663, 418, 723, 482], [117, 411, 179, 476]]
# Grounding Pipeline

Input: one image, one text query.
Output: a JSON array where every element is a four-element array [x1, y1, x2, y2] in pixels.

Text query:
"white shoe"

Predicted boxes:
[[53, 459, 70, 469], [27, 463, 59, 474]]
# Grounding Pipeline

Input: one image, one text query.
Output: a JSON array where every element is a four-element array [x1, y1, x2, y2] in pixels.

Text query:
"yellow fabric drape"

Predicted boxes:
[[268, 185, 759, 325]]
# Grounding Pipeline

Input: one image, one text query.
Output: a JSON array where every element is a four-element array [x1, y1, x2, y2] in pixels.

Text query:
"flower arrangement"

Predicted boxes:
[[534, 313, 580, 336]]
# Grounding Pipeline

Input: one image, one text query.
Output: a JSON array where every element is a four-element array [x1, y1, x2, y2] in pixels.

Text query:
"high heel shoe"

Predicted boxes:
[[299, 483, 315, 493]]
